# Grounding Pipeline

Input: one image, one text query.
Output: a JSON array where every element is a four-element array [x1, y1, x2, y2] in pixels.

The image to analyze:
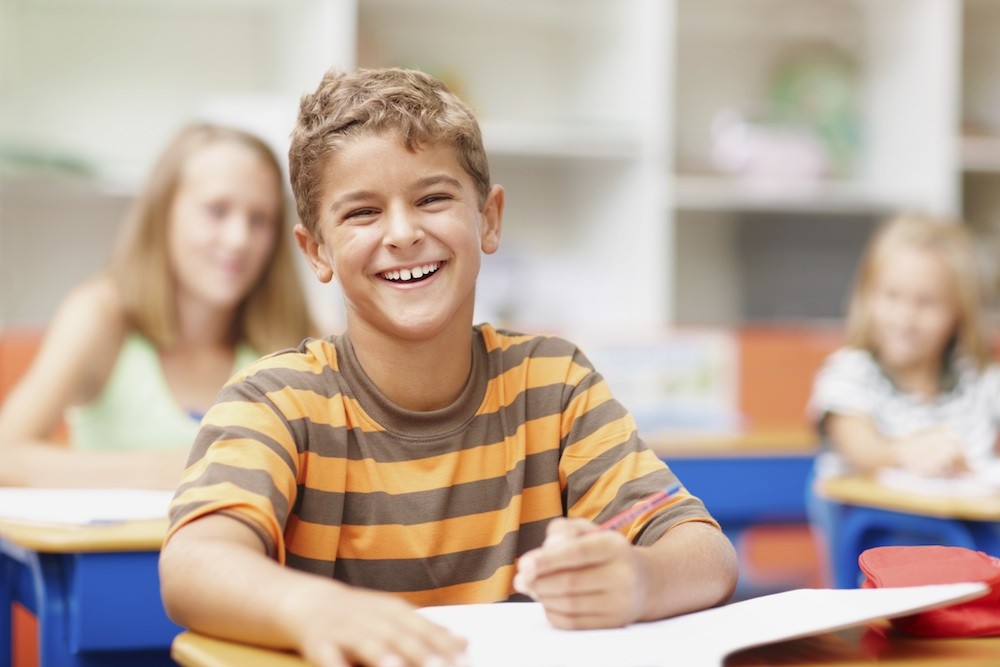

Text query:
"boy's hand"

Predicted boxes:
[[289, 583, 468, 667], [893, 426, 970, 477], [513, 518, 647, 630]]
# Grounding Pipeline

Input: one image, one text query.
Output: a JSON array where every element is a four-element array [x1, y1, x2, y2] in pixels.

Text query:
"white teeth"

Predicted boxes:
[[382, 262, 441, 282]]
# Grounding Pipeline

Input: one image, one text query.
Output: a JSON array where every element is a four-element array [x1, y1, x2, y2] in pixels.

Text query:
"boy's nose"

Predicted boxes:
[[383, 207, 424, 248]]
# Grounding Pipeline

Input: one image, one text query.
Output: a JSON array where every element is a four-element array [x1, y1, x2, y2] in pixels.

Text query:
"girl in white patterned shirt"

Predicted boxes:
[[808, 212, 1000, 479]]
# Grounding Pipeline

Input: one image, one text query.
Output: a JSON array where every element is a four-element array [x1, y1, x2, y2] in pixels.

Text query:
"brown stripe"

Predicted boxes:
[[294, 383, 568, 464], [493, 333, 593, 373], [176, 463, 291, 522], [295, 448, 560, 527], [286, 520, 550, 592], [195, 422, 302, 467]]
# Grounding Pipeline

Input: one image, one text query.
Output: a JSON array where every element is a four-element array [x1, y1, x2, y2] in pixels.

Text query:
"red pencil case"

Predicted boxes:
[[859, 545, 1000, 638]]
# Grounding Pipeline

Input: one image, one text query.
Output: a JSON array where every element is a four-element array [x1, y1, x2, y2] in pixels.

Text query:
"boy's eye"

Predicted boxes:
[[344, 208, 378, 223], [419, 194, 451, 206]]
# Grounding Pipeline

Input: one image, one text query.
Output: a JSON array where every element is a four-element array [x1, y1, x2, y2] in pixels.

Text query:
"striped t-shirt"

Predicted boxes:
[[807, 346, 1000, 477], [166, 324, 717, 607]]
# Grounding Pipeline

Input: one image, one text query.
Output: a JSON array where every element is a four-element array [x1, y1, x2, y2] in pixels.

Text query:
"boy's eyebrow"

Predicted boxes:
[[328, 190, 377, 213], [414, 175, 464, 190]]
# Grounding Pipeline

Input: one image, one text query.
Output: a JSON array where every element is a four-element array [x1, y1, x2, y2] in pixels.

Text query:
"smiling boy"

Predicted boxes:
[[159, 67, 738, 667]]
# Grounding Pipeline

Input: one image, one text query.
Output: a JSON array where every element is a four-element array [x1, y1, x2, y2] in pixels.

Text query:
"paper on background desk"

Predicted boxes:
[[0, 488, 173, 525], [419, 582, 988, 667], [877, 462, 1000, 497]]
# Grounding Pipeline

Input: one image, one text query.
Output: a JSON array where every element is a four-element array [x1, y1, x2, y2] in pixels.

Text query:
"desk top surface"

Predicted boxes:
[[817, 476, 1000, 520], [648, 426, 818, 457], [172, 624, 1000, 667], [0, 517, 167, 552]]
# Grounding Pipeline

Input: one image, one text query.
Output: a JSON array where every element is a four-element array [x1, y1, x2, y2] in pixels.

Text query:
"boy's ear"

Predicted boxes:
[[480, 184, 504, 255], [294, 223, 335, 284]]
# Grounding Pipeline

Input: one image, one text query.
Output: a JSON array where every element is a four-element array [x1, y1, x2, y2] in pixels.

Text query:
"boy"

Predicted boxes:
[[159, 67, 738, 667]]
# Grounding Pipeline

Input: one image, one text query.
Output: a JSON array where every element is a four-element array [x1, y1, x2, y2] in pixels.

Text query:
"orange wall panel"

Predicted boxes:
[[738, 326, 844, 431]]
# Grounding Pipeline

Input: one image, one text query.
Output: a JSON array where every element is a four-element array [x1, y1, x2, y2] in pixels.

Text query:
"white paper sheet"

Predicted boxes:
[[419, 582, 988, 667], [877, 463, 1000, 497], [0, 488, 174, 525]]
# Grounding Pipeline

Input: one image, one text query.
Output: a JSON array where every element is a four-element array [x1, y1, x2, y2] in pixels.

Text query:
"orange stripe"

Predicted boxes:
[[167, 485, 287, 562], [229, 347, 328, 384], [560, 417, 635, 477], [202, 401, 300, 458], [337, 483, 561, 560], [493, 357, 593, 400], [304, 423, 560, 495], [184, 434, 302, 485], [264, 386, 383, 432], [285, 514, 342, 561], [569, 449, 680, 520], [400, 564, 518, 606]]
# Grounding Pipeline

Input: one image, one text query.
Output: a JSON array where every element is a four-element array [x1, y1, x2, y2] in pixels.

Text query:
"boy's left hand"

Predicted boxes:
[[513, 518, 648, 629]]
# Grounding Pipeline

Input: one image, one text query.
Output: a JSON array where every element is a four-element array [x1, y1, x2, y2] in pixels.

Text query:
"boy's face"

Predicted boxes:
[[296, 132, 503, 342]]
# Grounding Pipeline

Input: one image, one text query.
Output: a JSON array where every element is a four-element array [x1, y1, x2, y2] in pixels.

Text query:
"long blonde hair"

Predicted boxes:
[[110, 123, 314, 353], [846, 212, 990, 368]]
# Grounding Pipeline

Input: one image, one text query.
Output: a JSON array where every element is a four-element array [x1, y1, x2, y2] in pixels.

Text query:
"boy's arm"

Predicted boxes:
[[514, 518, 736, 629], [159, 514, 468, 667]]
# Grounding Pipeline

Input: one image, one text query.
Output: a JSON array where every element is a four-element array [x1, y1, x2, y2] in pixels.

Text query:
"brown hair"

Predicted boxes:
[[110, 123, 314, 353], [845, 212, 990, 368], [289, 67, 491, 233]]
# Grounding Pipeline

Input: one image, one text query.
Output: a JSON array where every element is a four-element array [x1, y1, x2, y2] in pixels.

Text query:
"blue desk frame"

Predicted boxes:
[[666, 452, 815, 535], [0, 532, 180, 667], [823, 501, 1000, 589], [664, 451, 817, 598]]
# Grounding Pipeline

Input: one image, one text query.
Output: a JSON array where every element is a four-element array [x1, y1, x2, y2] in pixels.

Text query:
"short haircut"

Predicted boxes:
[[111, 123, 314, 354], [289, 67, 491, 233], [846, 211, 990, 367]]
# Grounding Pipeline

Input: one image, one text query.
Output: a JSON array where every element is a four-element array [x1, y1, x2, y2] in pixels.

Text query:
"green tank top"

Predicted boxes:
[[68, 332, 261, 451]]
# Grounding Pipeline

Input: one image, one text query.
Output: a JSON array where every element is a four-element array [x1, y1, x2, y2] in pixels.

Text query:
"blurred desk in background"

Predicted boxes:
[[651, 427, 822, 595], [815, 476, 1000, 589], [0, 517, 179, 667], [651, 426, 818, 530]]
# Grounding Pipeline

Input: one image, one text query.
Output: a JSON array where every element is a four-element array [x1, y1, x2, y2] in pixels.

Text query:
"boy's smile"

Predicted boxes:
[[296, 131, 503, 343]]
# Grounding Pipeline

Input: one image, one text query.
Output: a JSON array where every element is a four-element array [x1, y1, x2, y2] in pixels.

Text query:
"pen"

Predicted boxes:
[[597, 482, 683, 532]]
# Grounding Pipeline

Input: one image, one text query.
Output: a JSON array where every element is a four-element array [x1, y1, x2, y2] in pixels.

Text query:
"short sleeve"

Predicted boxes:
[[806, 347, 887, 431], [165, 370, 301, 563], [556, 346, 718, 545]]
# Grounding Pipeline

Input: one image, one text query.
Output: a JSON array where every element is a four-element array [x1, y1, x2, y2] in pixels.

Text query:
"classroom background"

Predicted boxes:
[[3, 0, 1000, 599]]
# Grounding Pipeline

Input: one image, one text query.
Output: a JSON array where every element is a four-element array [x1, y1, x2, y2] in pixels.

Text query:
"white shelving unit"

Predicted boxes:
[[2, 0, 997, 333]]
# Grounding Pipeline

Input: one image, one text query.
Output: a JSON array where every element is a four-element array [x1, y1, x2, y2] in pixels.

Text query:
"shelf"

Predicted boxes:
[[481, 120, 642, 161], [673, 174, 898, 215]]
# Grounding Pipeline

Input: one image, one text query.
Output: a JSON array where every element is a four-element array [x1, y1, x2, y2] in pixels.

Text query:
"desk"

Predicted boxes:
[[652, 429, 820, 596], [171, 624, 1000, 667], [815, 476, 1000, 589], [818, 476, 1000, 520], [650, 427, 818, 530], [0, 517, 181, 667]]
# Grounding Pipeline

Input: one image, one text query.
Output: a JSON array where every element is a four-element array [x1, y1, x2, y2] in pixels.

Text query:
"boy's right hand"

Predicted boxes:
[[286, 582, 468, 667], [893, 426, 970, 477]]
